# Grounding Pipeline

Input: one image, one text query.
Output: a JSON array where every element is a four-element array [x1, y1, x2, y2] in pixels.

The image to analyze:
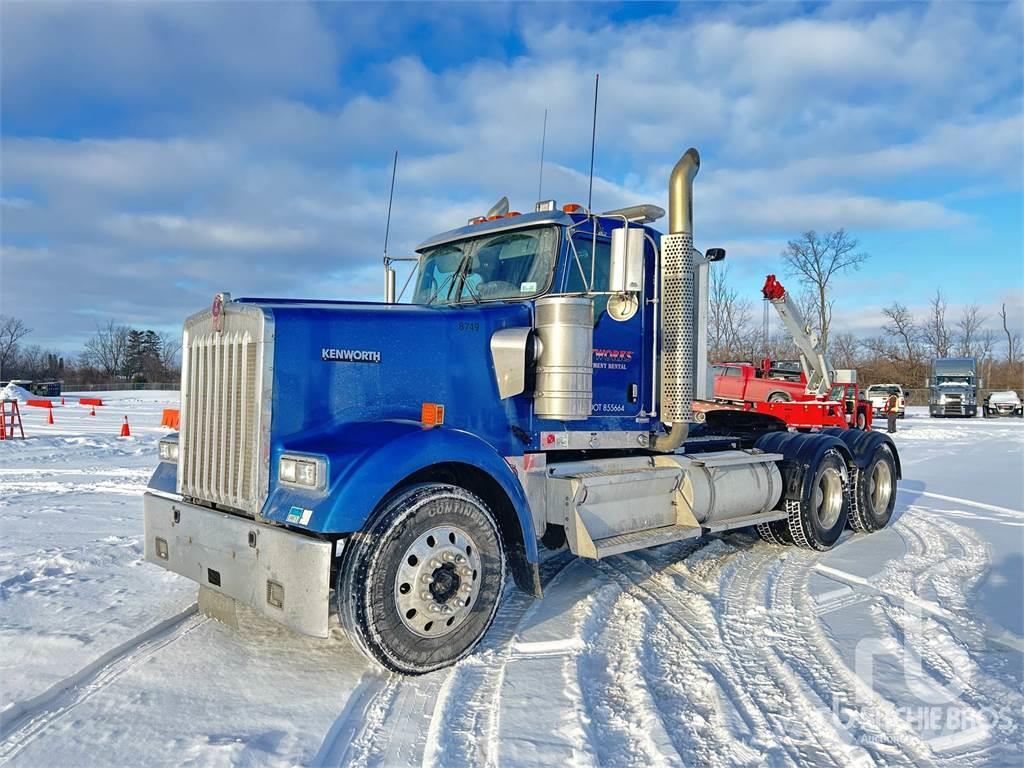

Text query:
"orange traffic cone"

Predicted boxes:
[[120, 416, 131, 437], [47, 408, 54, 425], [90, 405, 96, 416]]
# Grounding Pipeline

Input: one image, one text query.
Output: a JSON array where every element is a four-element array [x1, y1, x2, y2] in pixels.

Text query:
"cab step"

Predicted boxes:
[[592, 523, 702, 559]]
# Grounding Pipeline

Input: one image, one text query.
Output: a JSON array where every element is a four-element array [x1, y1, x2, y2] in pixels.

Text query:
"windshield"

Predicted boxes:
[[412, 226, 559, 305], [827, 384, 851, 401], [868, 386, 901, 395], [936, 375, 973, 385]]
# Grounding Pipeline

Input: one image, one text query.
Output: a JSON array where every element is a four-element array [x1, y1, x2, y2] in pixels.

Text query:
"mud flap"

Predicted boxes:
[[198, 585, 239, 629]]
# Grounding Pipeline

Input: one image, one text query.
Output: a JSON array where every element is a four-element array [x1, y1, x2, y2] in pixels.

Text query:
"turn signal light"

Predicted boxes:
[[421, 403, 445, 427], [563, 203, 583, 213]]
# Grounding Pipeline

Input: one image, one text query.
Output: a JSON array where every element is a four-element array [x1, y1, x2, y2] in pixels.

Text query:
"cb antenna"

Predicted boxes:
[[383, 149, 398, 303], [537, 108, 548, 201], [587, 73, 599, 211]]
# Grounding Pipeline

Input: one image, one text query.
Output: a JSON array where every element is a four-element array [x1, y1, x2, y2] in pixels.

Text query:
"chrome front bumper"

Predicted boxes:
[[143, 492, 333, 637]]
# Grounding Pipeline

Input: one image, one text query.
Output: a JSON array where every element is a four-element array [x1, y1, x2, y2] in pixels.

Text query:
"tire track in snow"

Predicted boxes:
[[572, 574, 680, 768], [763, 548, 940, 767], [867, 511, 1024, 763], [314, 553, 575, 767], [420, 551, 577, 768], [715, 546, 880, 768], [0, 603, 205, 764], [589, 547, 771, 767]]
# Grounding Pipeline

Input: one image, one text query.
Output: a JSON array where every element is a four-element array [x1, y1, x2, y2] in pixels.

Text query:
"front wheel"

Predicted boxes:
[[337, 483, 506, 675], [856, 411, 867, 430], [768, 391, 792, 403]]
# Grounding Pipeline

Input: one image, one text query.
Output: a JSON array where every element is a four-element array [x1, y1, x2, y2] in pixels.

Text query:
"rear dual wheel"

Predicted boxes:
[[847, 445, 897, 533], [337, 483, 505, 675], [757, 448, 850, 551]]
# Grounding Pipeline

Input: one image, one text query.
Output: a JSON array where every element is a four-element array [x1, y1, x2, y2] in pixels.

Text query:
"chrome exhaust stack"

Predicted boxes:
[[653, 148, 700, 452]]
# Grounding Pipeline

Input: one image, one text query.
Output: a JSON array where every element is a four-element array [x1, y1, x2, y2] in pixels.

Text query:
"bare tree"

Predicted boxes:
[[1001, 303, 1019, 364], [881, 302, 920, 363], [921, 288, 952, 358], [80, 321, 132, 377], [829, 332, 861, 369], [781, 229, 868, 355], [708, 265, 754, 361], [158, 331, 182, 373], [0, 315, 32, 378], [955, 304, 986, 358], [977, 328, 997, 361]]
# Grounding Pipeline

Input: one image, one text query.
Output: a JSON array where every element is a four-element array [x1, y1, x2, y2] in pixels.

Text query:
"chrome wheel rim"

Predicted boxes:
[[814, 467, 844, 529], [869, 460, 893, 513], [394, 525, 482, 638]]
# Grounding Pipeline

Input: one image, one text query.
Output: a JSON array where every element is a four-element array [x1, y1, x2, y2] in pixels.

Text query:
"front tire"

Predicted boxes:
[[856, 411, 867, 430], [768, 391, 792, 403], [848, 445, 897, 533], [788, 449, 849, 551], [337, 483, 506, 675]]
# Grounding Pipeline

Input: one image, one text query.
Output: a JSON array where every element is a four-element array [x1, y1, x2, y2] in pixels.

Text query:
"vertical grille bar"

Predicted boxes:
[[227, 339, 238, 499]]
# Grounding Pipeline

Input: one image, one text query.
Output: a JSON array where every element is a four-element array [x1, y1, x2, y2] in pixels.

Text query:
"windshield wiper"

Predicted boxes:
[[425, 252, 475, 305]]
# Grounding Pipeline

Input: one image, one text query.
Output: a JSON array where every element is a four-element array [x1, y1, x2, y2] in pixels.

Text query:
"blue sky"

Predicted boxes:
[[1, 1, 1022, 353]]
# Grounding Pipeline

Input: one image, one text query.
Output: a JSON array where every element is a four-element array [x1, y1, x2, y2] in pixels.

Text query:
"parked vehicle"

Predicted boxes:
[[712, 361, 809, 404], [702, 275, 872, 431], [143, 147, 901, 675], [866, 384, 905, 419], [928, 358, 978, 417], [983, 390, 1023, 418]]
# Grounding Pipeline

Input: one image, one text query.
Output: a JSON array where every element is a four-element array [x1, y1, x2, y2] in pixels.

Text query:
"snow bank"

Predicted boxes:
[[1, 382, 35, 402]]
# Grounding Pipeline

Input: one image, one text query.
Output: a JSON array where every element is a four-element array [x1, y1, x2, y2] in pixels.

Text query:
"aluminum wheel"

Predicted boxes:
[[869, 459, 893, 514], [394, 525, 483, 638], [814, 467, 844, 529]]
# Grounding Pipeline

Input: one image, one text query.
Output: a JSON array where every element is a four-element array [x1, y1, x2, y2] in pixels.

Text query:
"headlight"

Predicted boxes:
[[158, 439, 179, 462], [279, 454, 325, 489]]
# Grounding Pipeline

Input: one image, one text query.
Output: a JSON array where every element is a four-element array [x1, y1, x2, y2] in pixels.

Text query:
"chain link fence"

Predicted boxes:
[[63, 382, 179, 393]]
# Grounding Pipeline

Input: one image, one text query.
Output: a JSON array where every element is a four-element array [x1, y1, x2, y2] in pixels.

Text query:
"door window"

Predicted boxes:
[[565, 237, 612, 318]]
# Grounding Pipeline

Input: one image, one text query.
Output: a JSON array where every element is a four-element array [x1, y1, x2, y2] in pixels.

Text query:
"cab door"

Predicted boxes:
[[563, 233, 646, 420]]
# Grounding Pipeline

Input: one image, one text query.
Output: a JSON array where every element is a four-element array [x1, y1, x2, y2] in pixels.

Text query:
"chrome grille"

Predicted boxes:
[[178, 304, 271, 515]]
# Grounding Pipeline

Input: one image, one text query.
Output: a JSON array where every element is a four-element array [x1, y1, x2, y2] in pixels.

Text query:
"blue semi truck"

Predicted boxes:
[[144, 148, 901, 674]]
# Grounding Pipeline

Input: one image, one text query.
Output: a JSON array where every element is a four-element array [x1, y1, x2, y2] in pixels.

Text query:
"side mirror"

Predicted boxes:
[[705, 247, 726, 262], [609, 227, 644, 293]]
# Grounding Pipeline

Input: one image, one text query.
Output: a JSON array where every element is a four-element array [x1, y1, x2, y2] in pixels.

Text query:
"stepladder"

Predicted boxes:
[[1, 399, 25, 439]]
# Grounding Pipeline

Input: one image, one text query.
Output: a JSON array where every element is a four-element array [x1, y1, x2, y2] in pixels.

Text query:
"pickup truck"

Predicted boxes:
[[712, 362, 810, 405], [866, 384, 906, 419], [983, 391, 1023, 418]]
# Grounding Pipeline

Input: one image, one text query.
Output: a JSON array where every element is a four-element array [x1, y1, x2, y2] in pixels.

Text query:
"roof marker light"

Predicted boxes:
[[562, 203, 583, 213]]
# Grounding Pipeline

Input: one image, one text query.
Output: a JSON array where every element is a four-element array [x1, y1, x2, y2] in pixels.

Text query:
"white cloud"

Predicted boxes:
[[0, 1, 1020, 351]]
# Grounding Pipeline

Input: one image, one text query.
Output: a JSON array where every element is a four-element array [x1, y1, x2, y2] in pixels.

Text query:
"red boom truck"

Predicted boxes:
[[699, 275, 872, 431]]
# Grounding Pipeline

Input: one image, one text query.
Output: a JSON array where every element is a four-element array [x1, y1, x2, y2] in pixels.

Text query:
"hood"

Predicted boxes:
[[989, 391, 1021, 405], [239, 299, 534, 456]]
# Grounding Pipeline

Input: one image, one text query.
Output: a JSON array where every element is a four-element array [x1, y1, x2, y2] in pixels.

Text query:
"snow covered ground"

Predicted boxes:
[[1, 395, 1021, 767]]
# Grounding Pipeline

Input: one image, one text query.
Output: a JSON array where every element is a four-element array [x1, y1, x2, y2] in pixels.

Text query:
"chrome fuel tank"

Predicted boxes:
[[534, 296, 593, 421]]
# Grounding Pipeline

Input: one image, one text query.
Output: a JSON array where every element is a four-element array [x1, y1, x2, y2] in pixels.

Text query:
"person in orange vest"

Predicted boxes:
[[885, 391, 899, 434]]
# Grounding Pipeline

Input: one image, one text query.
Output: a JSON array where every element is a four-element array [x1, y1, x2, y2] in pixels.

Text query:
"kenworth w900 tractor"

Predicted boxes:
[[144, 148, 901, 674]]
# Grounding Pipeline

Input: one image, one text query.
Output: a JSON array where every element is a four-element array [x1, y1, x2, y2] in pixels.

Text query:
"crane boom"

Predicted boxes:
[[762, 275, 833, 396]]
